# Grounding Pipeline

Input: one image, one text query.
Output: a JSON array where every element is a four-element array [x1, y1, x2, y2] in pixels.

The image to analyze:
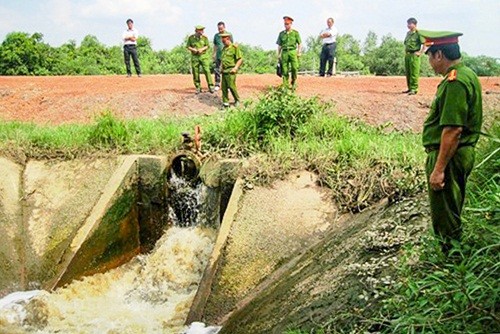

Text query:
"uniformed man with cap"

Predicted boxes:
[[219, 33, 243, 108], [420, 30, 483, 254], [276, 16, 302, 88], [403, 18, 423, 95], [187, 25, 215, 94]]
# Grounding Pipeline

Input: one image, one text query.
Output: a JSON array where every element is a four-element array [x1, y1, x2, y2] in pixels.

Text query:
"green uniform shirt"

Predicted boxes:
[[186, 34, 210, 59], [276, 29, 301, 50], [214, 31, 233, 60], [404, 30, 422, 52], [422, 63, 483, 147], [221, 43, 243, 73]]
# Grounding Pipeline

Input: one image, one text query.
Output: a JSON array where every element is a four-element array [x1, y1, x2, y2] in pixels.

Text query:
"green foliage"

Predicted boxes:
[[238, 44, 275, 74], [0, 30, 496, 77], [462, 54, 500, 76], [0, 32, 53, 75], [335, 34, 366, 72], [363, 34, 405, 75], [88, 110, 130, 148]]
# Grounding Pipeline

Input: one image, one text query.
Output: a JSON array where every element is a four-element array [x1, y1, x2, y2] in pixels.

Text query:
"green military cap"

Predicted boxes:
[[419, 30, 463, 47], [219, 33, 231, 38], [195, 25, 205, 30]]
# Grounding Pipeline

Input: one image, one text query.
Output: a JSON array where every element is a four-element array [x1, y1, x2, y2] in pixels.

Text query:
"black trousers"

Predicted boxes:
[[319, 43, 336, 76], [124, 45, 141, 75], [214, 58, 222, 86]]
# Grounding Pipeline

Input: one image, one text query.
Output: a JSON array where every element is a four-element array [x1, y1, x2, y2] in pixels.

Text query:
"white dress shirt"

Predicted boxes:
[[123, 28, 139, 45], [320, 26, 338, 44]]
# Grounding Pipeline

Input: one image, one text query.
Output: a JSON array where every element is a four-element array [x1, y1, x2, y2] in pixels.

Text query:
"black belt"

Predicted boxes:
[[323, 42, 336, 45], [424, 143, 474, 153], [124, 44, 137, 47], [282, 48, 296, 51]]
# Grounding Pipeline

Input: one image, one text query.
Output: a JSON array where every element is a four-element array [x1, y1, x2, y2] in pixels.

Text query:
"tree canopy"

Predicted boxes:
[[0, 31, 498, 76]]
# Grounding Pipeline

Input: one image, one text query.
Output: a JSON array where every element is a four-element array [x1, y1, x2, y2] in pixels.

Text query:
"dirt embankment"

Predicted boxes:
[[1, 74, 499, 132]]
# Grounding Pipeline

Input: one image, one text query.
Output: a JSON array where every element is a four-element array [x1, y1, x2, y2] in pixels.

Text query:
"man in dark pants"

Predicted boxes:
[[420, 30, 483, 254], [318, 17, 338, 77], [122, 18, 141, 77], [213, 22, 233, 91]]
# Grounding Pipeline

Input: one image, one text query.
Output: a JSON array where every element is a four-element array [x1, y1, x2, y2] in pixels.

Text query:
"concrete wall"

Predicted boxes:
[[0, 155, 171, 295]]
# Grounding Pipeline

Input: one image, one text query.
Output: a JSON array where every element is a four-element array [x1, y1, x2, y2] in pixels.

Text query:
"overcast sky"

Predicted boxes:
[[0, 0, 498, 57]]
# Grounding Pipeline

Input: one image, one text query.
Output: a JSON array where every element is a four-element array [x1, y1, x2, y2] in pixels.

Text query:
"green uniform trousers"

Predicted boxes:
[[221, 72, 239, 103], [191, 56, 214, 89], [405, 53, 421, 92], [425, 146, 475, 247], [281, 49, 299, 87]]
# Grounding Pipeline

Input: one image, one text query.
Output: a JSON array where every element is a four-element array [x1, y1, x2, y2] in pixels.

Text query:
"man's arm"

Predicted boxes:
[[230, 57, 243, 74], [429, 126, 463, 190]]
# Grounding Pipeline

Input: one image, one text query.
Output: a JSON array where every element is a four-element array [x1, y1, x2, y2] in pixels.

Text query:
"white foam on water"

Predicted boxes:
[[0, 290, 42, 324], [183, 321, 221, 334], [0, 226, 216, 334]]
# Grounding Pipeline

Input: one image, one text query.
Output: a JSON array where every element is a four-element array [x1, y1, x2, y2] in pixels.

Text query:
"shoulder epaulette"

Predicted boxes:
[[447, 69, 457, 82]]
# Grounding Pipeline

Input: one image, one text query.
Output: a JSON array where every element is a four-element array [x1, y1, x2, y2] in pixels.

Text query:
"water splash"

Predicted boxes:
[[168, 173, 204, 227], [0, 226, 216, 334]]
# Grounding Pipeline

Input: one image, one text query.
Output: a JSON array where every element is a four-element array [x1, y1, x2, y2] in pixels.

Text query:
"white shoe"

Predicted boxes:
[[214, 86, 220, 91]]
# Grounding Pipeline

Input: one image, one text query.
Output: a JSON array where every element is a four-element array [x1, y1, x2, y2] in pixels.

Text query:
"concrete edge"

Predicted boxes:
[[185, 177, 245, 324], [45, 155, 139, 290]]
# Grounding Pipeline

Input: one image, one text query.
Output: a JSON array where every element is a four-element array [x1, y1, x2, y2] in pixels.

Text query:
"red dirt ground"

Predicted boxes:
[[0, 74, 498, 132]]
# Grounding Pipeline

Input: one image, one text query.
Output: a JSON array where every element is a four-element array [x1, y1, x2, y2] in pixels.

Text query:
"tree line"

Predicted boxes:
[[0, 31, 498, 76]]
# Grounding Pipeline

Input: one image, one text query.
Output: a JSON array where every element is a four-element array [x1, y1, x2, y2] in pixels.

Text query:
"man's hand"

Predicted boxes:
[[429, 169, 445, 191]]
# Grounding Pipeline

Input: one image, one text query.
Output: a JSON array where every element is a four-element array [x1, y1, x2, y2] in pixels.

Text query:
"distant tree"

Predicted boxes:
[[462, 54, 500, 76], [299, 36, 322, 72], [0, 32, 53, 75], [363, 30, 377, 55], [238, 44, 275, 74], [362, 34, 404, 75], [336, 34, 366, 72]]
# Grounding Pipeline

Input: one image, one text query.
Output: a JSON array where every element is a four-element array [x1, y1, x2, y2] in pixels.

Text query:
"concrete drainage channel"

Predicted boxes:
[[0, 154, 241, 329]]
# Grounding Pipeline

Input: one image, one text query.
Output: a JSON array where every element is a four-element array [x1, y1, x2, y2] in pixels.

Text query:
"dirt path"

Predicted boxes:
[[0, 74, 498, 132]]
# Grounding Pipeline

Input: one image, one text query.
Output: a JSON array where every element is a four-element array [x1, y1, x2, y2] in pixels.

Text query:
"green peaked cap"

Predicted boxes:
[[419, 30, 463, 46], [195, 25, 205, 30]]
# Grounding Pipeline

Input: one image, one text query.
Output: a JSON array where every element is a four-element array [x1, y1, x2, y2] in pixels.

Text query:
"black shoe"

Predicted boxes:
[[402, 89, 410, 93], [209, 87, 215, 94]]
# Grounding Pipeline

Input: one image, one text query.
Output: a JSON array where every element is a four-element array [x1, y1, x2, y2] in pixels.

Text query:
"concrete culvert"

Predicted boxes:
[[170, 151, 201, 182]]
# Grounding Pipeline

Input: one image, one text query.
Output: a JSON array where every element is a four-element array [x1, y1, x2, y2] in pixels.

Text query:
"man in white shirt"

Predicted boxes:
[[319, 17, 338, 77], [122, 18, 142, 77]]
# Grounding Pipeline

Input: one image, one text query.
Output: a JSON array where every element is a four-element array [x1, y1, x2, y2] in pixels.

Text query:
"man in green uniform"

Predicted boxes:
[[276, 16, 302, 88], [186, 25, 215, 94], [421, 30, 483, 253], [403, 18, 423, 95], [220, 33, 243, 108], [213, 22, 233, 91]]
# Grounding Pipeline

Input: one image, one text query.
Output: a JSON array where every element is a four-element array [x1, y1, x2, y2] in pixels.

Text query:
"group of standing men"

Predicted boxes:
[[122, 18, 483, 254], [186, 22, 242, 108]]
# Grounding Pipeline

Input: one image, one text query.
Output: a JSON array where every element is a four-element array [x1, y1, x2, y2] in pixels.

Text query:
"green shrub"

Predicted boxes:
[[88, 110, 130, 148]]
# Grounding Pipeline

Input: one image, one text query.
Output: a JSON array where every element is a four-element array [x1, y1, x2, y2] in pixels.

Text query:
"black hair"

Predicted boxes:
[[217, 21, 225, 27], [407, 17, 417, 25], [426, 44, 461, 60], [126, 18, 133, 24]]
